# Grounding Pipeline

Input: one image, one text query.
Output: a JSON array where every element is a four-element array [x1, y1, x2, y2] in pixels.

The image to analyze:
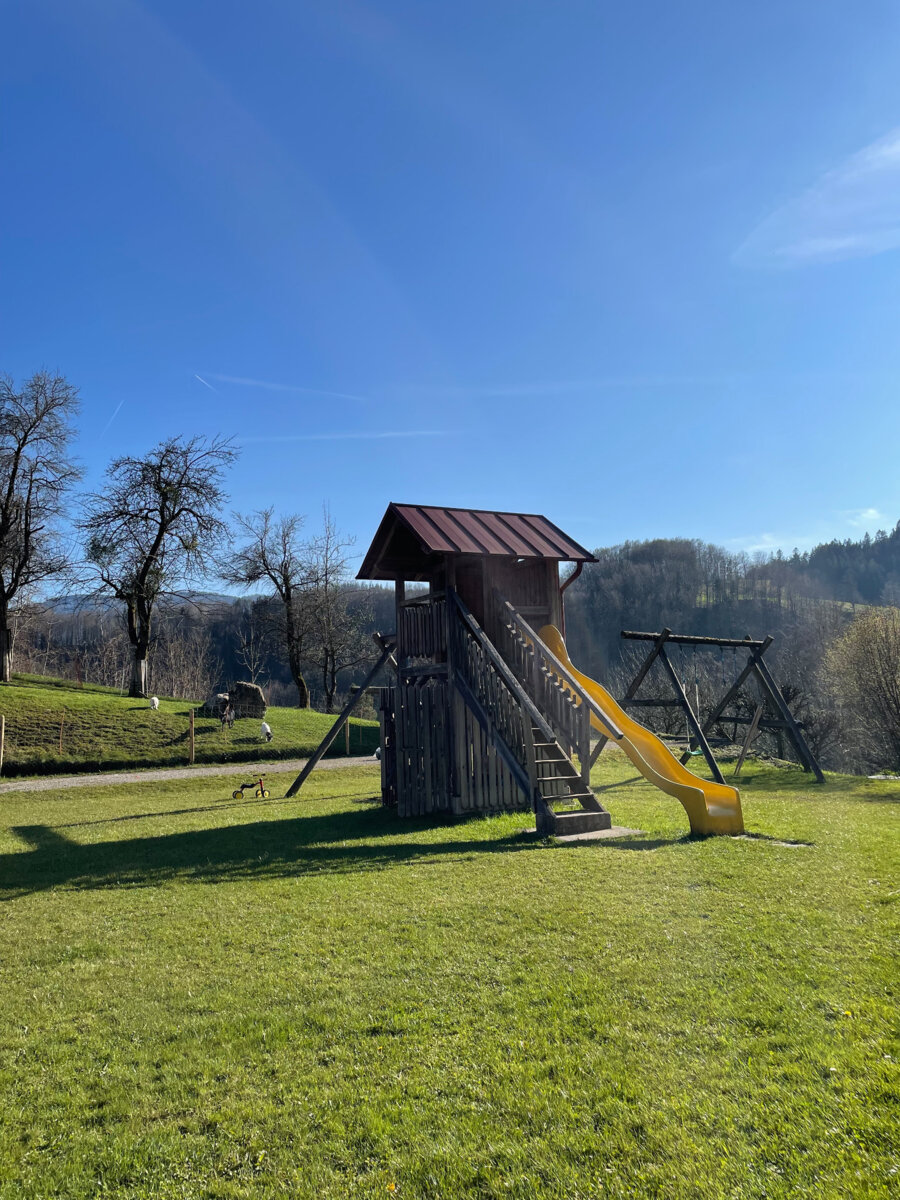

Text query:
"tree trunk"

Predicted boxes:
[[324, 655, 337, 713], [290, 656, 310, 708], [130, 650, 149, 698], [0, 596, 10, 683], [284, 597, 310, 708], [0, 624, 10, 684]]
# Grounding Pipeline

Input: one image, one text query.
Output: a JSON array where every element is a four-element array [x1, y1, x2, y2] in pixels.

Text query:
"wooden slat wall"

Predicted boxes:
[[398, 597, 447, 659], [379, 665, 531, 817], [381, 594, 539, 819], [450, 688, 524, 815], [389, 677, 452, 817], [376, 687, 397, 806]]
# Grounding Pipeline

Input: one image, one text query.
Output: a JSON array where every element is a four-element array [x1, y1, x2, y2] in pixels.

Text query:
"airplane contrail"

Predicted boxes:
[[208, 373, 367, 402], [194, 374, 218, 392], [101, 399, 125, 436]]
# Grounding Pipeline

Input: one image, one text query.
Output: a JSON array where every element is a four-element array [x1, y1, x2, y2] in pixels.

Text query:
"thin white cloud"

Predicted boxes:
[[726, 532, 798, 555], [735, 128, 900, 266], [238, 430, 448, 444], [727, 507, 889, 555], [844, 506, 886, 529], [208, 373, 367, 402], [194, 373, 218, 392]]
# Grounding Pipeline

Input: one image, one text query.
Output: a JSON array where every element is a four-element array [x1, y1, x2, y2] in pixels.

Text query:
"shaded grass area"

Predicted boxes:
[[0, 675, 378, 776], [0, 754, 897, 1198]]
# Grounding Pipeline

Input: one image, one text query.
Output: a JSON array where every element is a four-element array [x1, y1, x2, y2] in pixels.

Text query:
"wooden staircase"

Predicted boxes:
[[483, 591, 620, 837], [446, 588, 614, 835], [532, 726, 612, 836]]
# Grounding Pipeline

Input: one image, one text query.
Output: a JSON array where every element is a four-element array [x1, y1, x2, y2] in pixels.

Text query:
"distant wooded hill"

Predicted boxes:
[[564, 522, 900, 682]]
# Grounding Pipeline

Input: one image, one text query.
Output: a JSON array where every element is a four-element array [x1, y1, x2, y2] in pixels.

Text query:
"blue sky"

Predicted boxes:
[[3, 0, 900, 567]]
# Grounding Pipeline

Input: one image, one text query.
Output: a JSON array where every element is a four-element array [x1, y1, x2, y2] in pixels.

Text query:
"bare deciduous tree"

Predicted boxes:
[[306, 510, 372, 713], [0, 372, 81, 681], [234, 599, 273, 686], [224, 508, 314, 707], [826, 607, 900, 770], [80, 434, 237, 697], [152, 622, 220, 701]]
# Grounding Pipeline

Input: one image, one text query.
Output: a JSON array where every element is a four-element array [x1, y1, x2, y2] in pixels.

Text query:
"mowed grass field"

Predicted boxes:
[[0, 676, 378, 775], [0, 751, 897, 1199]]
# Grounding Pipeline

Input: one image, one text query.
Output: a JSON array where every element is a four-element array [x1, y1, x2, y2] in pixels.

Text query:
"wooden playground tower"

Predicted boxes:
[[354, 503, 615, 836], [289, 502, 819, 836]]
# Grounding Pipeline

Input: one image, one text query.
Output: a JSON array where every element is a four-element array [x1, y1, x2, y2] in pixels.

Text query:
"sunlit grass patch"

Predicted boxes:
[[0, 757, 896, 1198]]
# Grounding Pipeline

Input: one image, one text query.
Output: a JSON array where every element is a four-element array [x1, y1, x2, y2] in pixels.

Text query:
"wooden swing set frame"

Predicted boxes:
[[591, 628, 825, 784]]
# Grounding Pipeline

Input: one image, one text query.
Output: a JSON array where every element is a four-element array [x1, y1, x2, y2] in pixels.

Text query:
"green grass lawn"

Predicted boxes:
[[0, 751, 897, 1199], [0, 675, 378, 776]]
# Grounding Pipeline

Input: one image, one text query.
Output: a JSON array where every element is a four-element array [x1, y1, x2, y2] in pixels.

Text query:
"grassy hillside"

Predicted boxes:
[[0, 675, 378, 776], [0, 754, 896, 1198]]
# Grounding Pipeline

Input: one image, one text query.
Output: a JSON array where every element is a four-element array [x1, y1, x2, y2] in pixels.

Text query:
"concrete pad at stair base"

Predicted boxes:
[[526, 825, 644, 842]]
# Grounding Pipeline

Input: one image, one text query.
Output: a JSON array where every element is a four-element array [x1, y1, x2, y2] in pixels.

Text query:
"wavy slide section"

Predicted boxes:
[[539, 626, 744, 836]]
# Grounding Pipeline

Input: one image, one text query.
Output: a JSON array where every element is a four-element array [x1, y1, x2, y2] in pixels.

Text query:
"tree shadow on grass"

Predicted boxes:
[[0, 806, 534, 898], [0, 803, 693, 898], [736, 768, 900, 803]]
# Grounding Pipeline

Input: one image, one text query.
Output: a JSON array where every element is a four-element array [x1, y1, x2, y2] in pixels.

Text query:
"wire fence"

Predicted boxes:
[[0, 708, 257, 776], [0, 705, 377, 778]]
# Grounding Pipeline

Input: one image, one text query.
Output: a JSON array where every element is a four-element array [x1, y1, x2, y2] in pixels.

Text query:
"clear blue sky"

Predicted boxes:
[[3, 0, 900, 567]]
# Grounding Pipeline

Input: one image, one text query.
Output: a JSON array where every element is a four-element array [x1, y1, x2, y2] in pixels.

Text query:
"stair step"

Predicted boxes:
[[550, 809, 613, 835], [537, 773, 581, 782]]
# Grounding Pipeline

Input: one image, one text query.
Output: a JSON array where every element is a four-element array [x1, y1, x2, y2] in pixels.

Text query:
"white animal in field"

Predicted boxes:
[[149, 696, 159, 710], [260, 720, 272, 742]]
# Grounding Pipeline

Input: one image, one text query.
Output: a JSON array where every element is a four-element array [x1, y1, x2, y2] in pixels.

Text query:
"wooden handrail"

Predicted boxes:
[[448, 589, 556, 746], [495, 594, 623, 742]]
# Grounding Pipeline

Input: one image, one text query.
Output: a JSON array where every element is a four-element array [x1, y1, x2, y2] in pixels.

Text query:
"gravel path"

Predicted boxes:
[[0, 756, 377, 796]]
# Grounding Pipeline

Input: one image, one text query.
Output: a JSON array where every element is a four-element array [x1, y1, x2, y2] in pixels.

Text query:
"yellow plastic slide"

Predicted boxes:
[[538, 626, 744, 836]]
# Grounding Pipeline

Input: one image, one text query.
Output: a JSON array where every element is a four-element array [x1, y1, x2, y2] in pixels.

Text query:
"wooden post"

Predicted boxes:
[[0, 714, 5, 776], [657, 645, 726, 785], [580, 701, 591, 790], [285, 643, 395, 798], [751, 656, 825, 783], [679, 635, 774, 763], [733, 705, 763, 779], [189, 708, 195, 765], [394, 580, 406, 659], [59, 717, 64, 755], [345, 719, 351, 756]]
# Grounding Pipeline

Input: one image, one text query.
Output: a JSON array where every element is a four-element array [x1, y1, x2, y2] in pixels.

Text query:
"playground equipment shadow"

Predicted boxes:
[[1, 802, 677, 897]]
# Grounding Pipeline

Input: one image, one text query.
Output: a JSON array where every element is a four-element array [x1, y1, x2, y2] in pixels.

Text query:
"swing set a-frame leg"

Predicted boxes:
[[284, 641, 396, 798]]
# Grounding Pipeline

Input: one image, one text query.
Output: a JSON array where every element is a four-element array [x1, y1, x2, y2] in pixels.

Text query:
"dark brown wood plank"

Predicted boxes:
[[657, 645, 726, 785]]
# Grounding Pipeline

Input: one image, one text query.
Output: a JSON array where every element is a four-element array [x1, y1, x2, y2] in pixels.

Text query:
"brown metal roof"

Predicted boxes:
[[357, 503, 596, 580]]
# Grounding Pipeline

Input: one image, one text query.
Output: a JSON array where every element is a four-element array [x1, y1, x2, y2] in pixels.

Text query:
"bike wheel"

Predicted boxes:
[[255, 788, 263, 798], [232, 790, 243, 800], [262, 789, 270, 799]]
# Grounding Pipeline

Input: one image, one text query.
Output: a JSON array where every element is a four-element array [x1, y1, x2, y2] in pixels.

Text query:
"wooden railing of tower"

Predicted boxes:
[[492, 592, 622, 791], [397, 596, 447, 659]]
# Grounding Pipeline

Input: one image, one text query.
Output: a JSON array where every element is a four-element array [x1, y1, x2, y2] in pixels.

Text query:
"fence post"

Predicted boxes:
[[0, 714, 5, 776], [59, 717, 64, 755], [346, 685, 360, 755], [189, 708, 195, 765]]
